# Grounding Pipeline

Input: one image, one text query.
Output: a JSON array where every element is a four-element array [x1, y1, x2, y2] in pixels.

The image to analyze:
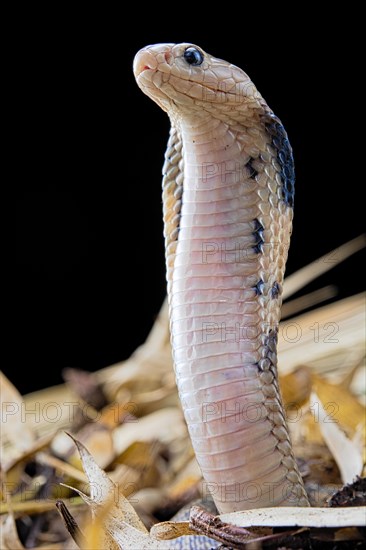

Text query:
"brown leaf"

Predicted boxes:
[[0, 498, 83, 516], [333, 527, 365, 541], [98, 395, 135, 429], [0, 372, 35, 460], [72, 424, 115, 470], [62, 368, 108, 412], [311, 373, 366, 433], [280, 365, 312, 409], [150, 520, 195, 539], [68, 434, 147, 533], [114, 440, 162, 488], [113, 408, 187, 456], [310, 392, 363, 483], [65, 435, 178, 549]]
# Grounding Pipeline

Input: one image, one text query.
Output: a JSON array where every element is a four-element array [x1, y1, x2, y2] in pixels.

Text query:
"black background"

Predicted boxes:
[[13, 8, 364, 395]]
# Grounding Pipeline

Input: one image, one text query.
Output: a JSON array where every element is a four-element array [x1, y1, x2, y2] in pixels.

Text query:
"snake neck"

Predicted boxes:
[[172, 115, 289, 336], [163, 114, 309, 512]]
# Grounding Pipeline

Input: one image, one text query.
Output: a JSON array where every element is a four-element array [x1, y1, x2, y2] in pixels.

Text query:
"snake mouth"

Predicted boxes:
[[133, 51, 158, 79]]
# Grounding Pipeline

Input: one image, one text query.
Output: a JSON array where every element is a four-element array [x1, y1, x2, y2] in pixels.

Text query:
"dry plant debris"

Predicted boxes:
[[1, 237, 366, 549]]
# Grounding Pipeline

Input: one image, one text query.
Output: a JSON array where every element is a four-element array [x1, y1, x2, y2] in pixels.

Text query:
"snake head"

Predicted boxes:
[[133, 43, 264, 119]]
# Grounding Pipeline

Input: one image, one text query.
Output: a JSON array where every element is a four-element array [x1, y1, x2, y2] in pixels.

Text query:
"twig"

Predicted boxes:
[[189, 505, 307, 549], [55, 500, 86, 548]]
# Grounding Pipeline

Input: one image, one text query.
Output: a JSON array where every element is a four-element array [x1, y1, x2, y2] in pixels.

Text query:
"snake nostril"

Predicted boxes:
[[133, 51, 158, 78]]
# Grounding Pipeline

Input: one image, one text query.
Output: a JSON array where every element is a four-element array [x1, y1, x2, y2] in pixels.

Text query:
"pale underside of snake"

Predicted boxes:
[[133, 43, 310, 513]]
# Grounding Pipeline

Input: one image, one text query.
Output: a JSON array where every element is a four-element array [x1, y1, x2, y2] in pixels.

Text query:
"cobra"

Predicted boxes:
[[133, 43, 309, 513]]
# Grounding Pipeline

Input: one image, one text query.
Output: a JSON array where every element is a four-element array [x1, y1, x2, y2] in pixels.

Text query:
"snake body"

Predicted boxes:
[[133, 43, 309, 513]]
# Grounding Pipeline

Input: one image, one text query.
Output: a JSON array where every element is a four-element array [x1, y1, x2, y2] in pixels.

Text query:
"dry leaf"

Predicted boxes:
[[0, 498, 82, 516], [68, 434, 146, 533], [150, 520, 194, 540], [282, 235, 366, 299], [98, 395, 134, 429], [36, 451, 88, 484], [278, 293, 365, 375], [132, 488, 164, 516], [280, 366, 312, 408], [220, 505, 366, 527], [3, 432, 54, 476], [116, 440, 161, 470], [62, 367, 108, 412], [2, 238, 365, 548], [113, 408, 187, 455], [65, 436, 209, 549], [311, 374, 366, 433], [105, 518, 171, 550], [59, 436, 152, 549], [350, 363, 366, 401], [333, 527, 365, 542], [0, 372, 35, 458], [310, 392, 363, 483], [114, 441, 162, 488], [282, 285, 338, 318], [167, 475, 201, 502], [81, 505, 120, 550], [108, 463, 142, 495], [73, 424, 115, 469]]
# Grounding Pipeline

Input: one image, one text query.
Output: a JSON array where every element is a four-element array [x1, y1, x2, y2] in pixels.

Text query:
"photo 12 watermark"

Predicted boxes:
[[1, 401, 139, 425]]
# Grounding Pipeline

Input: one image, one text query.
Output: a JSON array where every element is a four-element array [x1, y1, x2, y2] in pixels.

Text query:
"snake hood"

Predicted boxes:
[[133, 43, 267, 118]]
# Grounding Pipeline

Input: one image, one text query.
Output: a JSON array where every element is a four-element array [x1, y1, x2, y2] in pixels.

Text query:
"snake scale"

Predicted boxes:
[[133, 43, 309, 518]]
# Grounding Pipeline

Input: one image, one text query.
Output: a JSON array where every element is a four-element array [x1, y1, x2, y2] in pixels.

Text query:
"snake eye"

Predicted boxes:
[[183, 47, 204, 66]]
